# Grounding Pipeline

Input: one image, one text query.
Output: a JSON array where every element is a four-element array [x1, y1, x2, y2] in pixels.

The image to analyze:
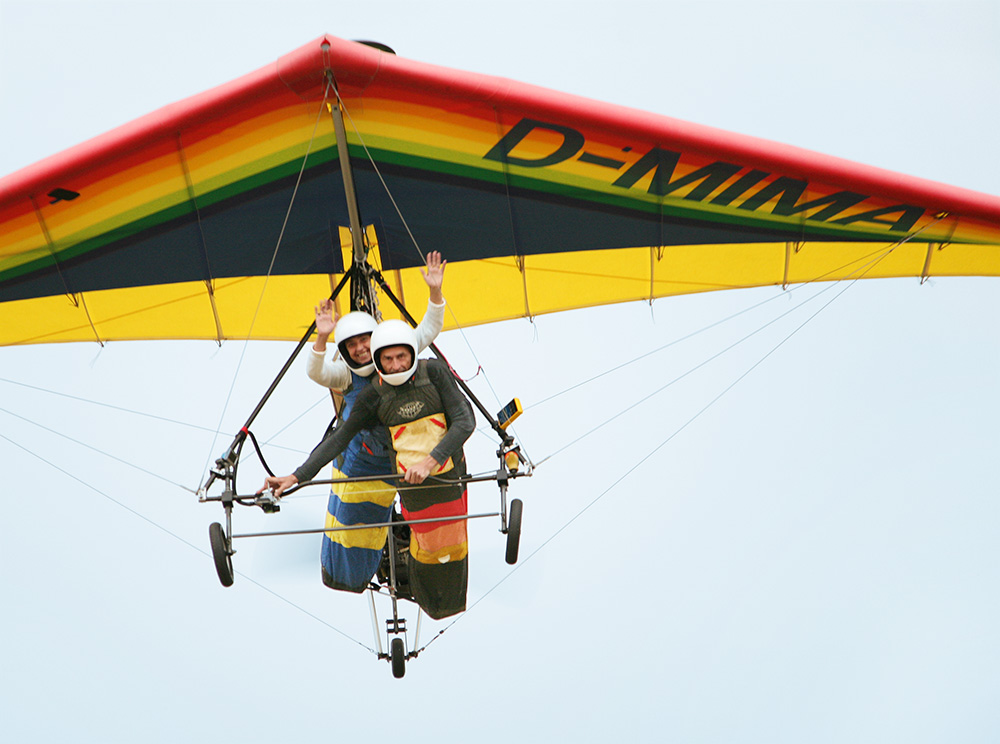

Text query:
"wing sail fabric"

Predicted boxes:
[[2, 35, 999, 345]]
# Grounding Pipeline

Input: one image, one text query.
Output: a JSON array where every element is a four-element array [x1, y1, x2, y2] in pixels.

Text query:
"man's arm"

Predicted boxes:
[[293, 391, 379, 483], [426, 361, 475, 464], [413, 299, 446, 353], [261, 388, 380, 495], [414, 251, 446, 352], [305, 347, 352, 390]]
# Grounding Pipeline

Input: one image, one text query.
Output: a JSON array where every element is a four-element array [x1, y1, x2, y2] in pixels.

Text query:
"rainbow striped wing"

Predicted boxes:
[[2, 35, 1000, 345]]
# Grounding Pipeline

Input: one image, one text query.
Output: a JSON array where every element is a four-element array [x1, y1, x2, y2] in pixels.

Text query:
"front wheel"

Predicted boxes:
[[209, 522, 234, 587], [390, 637, 406, 679], [505, 499, 523, 565]]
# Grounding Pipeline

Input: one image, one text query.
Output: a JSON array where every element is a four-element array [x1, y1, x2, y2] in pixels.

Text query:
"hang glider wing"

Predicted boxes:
[[3, 35, 1000, 345]]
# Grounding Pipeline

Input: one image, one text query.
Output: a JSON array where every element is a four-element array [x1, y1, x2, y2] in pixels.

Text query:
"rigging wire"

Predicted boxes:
[[526, 290, 796, 413], [0, 376, 220, 434], [530, 223, 946, 467], [228, 572, 376, 655], [0, 428, 375, 653], [533, 279, 838, 467], [200, 82, 334, 482], [0, 375, 311, 478], [422, 292, 826, 648], [0, 405, 197, 494], [417, 236, 919, 650], [1, 431, 206, 546], [234, 395, 332, 470], [257, 395, 330, 444], [526, 240, 930, 413]]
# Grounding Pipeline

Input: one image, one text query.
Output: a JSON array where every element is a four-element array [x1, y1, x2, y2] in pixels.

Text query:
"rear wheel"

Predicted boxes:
[[390, 637, 406, 679], [209, 522, 234, 587], [505, 499, 523, 565]]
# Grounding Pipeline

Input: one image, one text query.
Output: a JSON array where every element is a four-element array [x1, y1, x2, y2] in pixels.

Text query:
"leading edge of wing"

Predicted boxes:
[[3, 34, 1000, 227]]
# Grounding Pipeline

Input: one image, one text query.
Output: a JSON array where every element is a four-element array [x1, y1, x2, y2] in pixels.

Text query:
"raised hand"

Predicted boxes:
[[420, 251, 446, 303], [315, 298, 338, 338]]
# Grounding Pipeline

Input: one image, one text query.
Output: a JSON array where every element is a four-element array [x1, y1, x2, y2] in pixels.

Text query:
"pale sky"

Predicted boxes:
[[2, 2, 999, 742]]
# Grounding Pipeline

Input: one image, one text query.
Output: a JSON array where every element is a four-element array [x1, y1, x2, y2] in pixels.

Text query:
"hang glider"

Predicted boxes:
[[5, 33, 1000, 680], [2, 33, 1000, 348]]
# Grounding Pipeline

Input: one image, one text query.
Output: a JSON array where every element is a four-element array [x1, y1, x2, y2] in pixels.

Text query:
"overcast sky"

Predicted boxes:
[[2, 2, 999, 742]]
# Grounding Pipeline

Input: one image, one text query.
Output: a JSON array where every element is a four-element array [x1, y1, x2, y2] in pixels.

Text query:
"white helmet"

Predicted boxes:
[[333, 311, 378, 376], [371, 319, 418, 386]]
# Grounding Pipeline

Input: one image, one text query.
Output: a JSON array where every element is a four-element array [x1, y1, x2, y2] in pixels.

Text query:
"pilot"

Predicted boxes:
[[304, 251, 447, 595], [263, 319, 475, 619]]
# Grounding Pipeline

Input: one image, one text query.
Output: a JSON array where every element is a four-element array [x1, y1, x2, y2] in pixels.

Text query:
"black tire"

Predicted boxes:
[[209, 522, 234, 587], [505, 498, 523, 565], [390, 637, 406, 679]]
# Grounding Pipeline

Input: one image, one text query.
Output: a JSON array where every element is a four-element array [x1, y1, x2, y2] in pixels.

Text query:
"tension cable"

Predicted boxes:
[[200, 80, 335, 483], [0, 405, 197, 495], [420, 239, 916, 650], [2, 428, 374, 652], [534, 239, 907, 468]]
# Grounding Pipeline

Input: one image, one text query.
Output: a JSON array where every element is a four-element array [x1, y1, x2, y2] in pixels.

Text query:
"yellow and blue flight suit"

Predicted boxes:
[[294, 359, 475, 619]]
